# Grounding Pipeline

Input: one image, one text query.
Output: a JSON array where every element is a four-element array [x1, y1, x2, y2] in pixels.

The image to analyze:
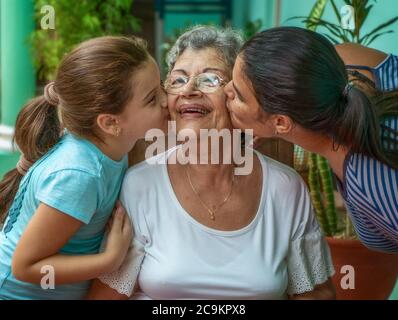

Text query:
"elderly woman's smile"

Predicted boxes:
[[178, 103, 212, 118]]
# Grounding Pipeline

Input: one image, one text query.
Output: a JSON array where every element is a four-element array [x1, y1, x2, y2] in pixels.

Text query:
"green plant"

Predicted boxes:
[[308, 154, 339, 236], [31, 0, 141, 82], [296, 0, 398, 45], [242, 19, 263, 40]]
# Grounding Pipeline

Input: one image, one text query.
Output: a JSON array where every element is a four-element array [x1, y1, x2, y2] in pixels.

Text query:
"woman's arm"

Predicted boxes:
[[12, 203, 131, 285], [335, 43, 387, 83], [289, 278, 336, 300], [86, 279, 129, 300]]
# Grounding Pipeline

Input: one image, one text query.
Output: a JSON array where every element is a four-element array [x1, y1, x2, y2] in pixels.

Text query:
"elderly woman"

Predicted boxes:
[[87, 26, 335, 300]]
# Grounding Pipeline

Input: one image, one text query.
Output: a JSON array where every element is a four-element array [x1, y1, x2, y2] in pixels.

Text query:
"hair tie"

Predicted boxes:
[[343, 82, 354, 98], [16, 155, 34, 176], [44, 82, 59, 106]]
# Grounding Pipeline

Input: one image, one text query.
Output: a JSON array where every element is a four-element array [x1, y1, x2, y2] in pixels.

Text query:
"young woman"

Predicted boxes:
[[224, 26, 398, 253], [0, 36, 169, 299]]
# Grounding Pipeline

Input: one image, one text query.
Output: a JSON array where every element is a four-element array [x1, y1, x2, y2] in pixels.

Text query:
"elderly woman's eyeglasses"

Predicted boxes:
[[165, 72, 227, 94]]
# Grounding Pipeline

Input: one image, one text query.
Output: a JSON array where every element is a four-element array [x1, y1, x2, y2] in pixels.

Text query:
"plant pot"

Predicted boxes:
[[326, 237, 398, 300]]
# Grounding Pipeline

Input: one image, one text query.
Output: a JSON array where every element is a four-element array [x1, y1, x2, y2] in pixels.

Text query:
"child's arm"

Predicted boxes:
[[12, 203, 132, 285]]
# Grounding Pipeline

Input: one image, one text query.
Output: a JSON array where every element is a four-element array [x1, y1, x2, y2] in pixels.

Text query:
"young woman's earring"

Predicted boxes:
[[115, 127, 121, 137]]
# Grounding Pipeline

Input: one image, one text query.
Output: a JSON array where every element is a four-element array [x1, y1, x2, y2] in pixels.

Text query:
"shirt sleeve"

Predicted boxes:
[[98, 174, 148, 297], [285, 176, 335, 296], [36, 169, 99, 224], [98, 236, 145, 297]]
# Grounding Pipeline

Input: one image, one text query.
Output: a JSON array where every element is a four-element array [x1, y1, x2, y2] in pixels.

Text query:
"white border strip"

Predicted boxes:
[[0, 125, 16, 152], [0, 137, 15, 152], [0, 124, 15, 137]]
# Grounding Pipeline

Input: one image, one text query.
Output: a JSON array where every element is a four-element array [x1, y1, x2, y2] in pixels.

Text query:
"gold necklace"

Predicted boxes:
[[185, 165, 235, 220]]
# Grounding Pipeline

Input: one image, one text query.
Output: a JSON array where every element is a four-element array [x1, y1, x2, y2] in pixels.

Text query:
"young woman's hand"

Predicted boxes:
[[103, 202, 133, 273]]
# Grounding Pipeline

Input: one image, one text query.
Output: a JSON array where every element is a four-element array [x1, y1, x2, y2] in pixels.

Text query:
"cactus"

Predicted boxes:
[[308, 153, 331, 236], [316, 154, 338, 234], [307, 153, 339, 236]]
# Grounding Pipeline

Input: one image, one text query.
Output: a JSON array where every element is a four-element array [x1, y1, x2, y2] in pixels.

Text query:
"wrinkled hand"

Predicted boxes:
[[104, 201, 132, 273]]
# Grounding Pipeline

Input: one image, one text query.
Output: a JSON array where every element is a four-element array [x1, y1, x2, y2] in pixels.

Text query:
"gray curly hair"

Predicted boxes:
[[166, 25, 244, 74]]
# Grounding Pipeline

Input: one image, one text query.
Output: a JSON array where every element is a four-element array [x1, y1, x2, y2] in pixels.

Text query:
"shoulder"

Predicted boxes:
[[345, 150, 397, 190], [40, 134, 108, 177], [120, 148, 174, 211], [255, 151, 306, 194], [255, 152, 318, 240], [119, 149, 174, 229], [335, 43, 388, 67], [122, 149, 171, 191], [255, 151, 312, 224]]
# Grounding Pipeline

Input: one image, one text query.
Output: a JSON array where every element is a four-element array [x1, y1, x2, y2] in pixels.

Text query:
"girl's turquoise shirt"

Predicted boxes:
[[0, 133, 128, 299]]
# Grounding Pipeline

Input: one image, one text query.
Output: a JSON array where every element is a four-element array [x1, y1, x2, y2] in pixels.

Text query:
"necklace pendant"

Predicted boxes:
[[210, 214, 215, 220]]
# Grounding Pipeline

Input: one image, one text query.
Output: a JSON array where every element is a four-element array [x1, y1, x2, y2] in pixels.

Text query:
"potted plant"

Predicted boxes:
[[294, 0, 398, 300]]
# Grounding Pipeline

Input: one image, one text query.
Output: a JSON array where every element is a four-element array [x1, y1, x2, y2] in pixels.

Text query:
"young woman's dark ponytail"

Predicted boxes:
[[334, 84, 397, 168]]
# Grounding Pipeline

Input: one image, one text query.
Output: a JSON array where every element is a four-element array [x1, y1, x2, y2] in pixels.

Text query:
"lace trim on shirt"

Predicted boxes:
[[98, 242, 145, 297], [287, 229, 335, 296]]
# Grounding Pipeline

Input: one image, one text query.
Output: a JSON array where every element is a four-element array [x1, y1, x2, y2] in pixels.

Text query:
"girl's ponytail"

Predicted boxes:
[[0, 83, 61, 222]]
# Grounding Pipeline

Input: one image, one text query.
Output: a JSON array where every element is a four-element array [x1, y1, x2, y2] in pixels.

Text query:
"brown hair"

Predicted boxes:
[[0, 36, 149, 222]]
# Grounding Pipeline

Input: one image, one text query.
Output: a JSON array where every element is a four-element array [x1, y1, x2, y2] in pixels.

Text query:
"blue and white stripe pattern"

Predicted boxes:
[[342, 53, 398, 252], [375, 54, 398, 92], [339, 117, 398, 253], [345, 54, 398, 92]]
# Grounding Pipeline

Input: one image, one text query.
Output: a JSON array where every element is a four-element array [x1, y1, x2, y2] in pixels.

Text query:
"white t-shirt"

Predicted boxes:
[[99, 147, 334, 299]]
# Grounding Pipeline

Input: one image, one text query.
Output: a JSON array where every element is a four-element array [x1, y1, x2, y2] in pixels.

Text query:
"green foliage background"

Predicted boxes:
[[31, 0, 141, 82]]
